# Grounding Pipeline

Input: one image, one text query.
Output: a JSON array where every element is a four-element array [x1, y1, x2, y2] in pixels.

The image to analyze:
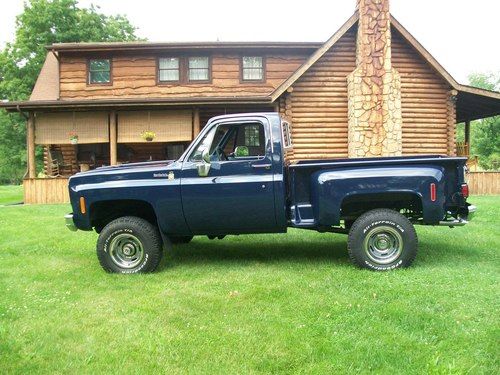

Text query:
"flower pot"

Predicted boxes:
[[145, 137, 154, 142], [70, 138, 78, 145]]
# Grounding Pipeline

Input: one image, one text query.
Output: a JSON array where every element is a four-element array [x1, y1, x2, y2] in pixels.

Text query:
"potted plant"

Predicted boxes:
[[141, 130, 156, 142], [69, 131, 79, 145]]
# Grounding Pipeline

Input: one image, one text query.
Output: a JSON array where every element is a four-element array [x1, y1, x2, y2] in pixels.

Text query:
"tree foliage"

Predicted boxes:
[[0, 0, 140, 184], [467, 72, 500, 170]]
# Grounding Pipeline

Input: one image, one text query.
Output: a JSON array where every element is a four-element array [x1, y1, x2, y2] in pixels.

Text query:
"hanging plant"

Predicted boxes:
[[141, 130, 156, 142], [69, 131, 79, 145]]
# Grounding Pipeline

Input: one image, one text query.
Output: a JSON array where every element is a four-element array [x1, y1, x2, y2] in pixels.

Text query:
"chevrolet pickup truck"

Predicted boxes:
[[65, 113, 475, 273]]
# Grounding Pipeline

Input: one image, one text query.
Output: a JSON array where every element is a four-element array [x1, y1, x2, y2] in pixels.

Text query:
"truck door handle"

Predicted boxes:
[[252, 163, 272, 170]]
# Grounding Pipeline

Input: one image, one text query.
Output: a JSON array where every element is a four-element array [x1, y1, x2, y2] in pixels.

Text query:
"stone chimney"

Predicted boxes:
[[347, 0, 402, 157]]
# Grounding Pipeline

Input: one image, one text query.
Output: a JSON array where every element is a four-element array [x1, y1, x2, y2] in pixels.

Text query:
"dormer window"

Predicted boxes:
[[88, 59, 111, 84], [241, 56, 264, 81], [158, 57, 180, 82]]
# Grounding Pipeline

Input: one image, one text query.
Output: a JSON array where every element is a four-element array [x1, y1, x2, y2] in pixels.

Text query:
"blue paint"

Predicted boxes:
[[68, 113, 470, 236]]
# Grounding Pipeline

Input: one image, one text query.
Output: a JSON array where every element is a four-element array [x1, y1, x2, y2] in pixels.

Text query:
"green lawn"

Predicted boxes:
[[0, 196, 498, 374], [0, 185, 23, 205]]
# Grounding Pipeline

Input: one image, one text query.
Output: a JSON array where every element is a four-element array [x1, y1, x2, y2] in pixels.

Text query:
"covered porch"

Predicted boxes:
[[454, 86, 500, 170], [22, 103, 274, 203]]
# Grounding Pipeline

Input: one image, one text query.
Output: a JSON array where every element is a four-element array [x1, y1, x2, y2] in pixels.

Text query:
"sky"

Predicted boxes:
[[0, 0, 498, 84]]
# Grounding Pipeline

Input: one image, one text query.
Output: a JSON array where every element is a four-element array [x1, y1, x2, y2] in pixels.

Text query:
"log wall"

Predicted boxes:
[[59, 53, 309, 99], [289, 28, 356, 160], [287, 25, 454, 160], [392, 28, 452, 155]]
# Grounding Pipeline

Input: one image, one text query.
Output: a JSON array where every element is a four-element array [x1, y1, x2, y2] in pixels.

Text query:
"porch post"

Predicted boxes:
[[27, 112, 36, 178], [464, 119, 471, 156], [110, 110, 117, 165], [193, 107, 201, 137]]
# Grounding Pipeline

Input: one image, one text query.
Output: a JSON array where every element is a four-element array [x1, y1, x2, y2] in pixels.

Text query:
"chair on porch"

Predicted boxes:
[[47, 148, 72, 177]]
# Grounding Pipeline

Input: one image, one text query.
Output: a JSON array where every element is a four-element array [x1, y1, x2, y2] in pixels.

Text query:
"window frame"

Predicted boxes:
[[187, 119, 269, 163], [157, 55, 212, 85], [187, 56, 211, 83], [87, 58, 112, 86], [240, 56, 265, 83], [157, 56, 181, 84]]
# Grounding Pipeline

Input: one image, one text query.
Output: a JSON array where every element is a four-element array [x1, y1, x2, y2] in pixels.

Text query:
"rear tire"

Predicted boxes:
[[97, 216, 163, 274], [347, 209, 418, 271]]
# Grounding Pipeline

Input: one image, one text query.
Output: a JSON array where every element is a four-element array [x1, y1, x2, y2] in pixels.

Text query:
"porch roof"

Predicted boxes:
[[456, 85, 500, 122], [0, 96, 273, 112]]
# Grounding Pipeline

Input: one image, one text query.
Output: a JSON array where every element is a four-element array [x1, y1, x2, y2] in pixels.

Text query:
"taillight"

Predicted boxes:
[[430, 183, 436, 202], [461, 183, 469, 198]]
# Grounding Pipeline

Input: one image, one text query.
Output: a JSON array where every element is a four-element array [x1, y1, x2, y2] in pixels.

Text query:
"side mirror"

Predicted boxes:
[[197, 148, 211, 177]]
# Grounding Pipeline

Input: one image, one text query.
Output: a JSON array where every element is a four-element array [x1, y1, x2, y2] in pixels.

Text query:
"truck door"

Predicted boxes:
[[180, 118, 277, 234]]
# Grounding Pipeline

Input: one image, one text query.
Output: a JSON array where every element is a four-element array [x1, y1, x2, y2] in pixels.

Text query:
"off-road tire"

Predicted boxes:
[[347, 209, 418, 271], [97, 216, 163, 274]]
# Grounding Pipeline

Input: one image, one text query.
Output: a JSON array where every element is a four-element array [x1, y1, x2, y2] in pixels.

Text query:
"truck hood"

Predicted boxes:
[[68, 159, 181, 186]]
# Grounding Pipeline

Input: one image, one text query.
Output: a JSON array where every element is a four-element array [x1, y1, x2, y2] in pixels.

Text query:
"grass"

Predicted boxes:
[[0, 185, 23, 205], [0, 195, 498, 374]]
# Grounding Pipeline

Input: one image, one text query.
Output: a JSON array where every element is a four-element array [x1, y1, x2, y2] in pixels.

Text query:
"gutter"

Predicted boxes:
[[0, 96, 274, 112]]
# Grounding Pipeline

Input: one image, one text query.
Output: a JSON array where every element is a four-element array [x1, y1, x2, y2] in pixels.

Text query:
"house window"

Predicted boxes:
[[158, 57, 180, 82], [244, 124, 260, 146], [188, 57, 209, 81], [88, 59, 111, 84], [242, 56, 264, 81]]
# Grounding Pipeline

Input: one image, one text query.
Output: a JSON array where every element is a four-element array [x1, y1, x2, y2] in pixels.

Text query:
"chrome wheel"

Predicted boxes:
[[109, 233, 144, 269], [363, 225, 403, 265]]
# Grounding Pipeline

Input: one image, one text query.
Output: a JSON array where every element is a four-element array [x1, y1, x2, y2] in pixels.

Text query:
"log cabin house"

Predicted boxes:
[[1, 0, 499, 203]]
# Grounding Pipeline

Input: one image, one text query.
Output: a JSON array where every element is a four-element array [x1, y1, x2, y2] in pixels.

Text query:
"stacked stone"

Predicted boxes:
[[348, 0, 402, 157]]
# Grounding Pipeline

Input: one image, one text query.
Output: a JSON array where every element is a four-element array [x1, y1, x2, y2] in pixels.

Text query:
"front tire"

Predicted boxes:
[[347, 209, 418, 271], [97, 216, 163, 274]]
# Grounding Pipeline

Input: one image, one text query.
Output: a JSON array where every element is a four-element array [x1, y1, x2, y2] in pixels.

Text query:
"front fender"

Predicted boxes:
[[311, 166, 445, 226], [68, 176, 189, 235]]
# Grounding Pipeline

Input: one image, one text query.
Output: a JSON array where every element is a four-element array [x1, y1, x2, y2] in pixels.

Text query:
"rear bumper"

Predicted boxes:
[[438, 205, 476, 227], [65, 213, 77, 231]]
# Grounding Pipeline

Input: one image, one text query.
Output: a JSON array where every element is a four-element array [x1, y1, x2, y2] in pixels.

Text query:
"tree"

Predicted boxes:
[[0, 0, 141, 184], [467, 72, 500, 170]]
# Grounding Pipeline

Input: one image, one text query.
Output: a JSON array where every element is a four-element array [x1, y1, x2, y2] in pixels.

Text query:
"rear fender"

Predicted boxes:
[[311, 166, 445, 226]]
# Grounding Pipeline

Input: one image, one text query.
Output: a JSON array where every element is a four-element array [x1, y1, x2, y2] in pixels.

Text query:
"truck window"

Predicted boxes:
[[189, 121, 266, 162], [282, 120, 293, 149]]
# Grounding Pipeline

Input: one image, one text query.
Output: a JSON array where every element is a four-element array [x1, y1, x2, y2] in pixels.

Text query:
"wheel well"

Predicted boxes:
[[341, 192, 423, 223], [90, 200, 157, 233]]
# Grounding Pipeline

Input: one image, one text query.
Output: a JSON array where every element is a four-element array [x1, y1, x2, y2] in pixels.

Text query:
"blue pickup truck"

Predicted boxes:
[[65, 113, 475, 273]]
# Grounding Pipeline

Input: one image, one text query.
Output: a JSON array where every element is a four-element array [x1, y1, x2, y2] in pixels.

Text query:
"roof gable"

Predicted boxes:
[[271, 13, 359, 101], [271, 13, 500, 103], [30, 52, 59, 101]]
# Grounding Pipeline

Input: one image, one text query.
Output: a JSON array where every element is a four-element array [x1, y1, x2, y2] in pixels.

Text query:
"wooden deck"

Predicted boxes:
[[23, 178, 70, 204]]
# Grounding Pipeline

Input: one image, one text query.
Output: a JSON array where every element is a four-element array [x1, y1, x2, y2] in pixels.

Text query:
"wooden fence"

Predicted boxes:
[[23, 178, 70, 204], [467, 172, 500, 195]]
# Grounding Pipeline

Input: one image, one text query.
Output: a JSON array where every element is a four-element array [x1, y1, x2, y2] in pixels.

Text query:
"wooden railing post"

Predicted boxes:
[[109, 110, 117, 165], [27, 112, 36, 178], [193, 107, 201, 138], [464, 119, 471, 157]]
